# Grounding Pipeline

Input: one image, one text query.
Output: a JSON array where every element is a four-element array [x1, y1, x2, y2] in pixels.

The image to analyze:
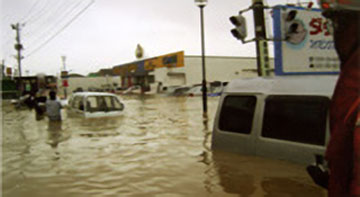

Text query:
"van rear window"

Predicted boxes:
[[219, 96, 257, 134], [261, 95, 330, 146]]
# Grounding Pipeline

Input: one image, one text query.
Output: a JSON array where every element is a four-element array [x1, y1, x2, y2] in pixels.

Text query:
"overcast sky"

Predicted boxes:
[[1, 0, 313, 75]]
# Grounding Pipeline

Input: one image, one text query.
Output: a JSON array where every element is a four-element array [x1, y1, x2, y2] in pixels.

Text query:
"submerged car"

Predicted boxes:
[[67, 92, 124, 118], [212, 75, 338, 165]]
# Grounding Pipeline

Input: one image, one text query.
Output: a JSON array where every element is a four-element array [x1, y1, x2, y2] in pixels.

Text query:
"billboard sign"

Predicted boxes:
[[113, 51, 184, 76], [144, 51, 184, 70], [273, 6, 340, 75]]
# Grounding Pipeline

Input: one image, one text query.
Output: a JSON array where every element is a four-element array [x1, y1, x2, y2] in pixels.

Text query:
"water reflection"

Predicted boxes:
[[199, 117, 212, 165], [2, 96, 326, 197], [212, 150, 326, 196], [261, 177, 322, 197]]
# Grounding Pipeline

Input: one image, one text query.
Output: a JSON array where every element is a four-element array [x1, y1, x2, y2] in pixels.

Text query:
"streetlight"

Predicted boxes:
[[194, 0, 208, 117]]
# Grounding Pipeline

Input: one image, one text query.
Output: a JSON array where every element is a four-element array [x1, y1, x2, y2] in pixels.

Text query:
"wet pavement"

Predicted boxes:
[[2, 95, 326, 197]]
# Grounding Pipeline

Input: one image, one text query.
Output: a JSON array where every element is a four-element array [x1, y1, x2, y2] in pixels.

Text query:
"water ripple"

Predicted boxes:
[[2, 96, 326, 197]]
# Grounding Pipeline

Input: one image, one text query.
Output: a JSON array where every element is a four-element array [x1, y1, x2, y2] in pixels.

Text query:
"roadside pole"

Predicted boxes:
[[252, 0, 271, 77], [11, 23, 24, 94], [61, 56, 68, 99], [200, 5, 208, 117]]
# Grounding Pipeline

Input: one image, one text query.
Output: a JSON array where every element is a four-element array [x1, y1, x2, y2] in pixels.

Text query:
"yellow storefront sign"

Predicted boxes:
[[112, 51, 184, 76], [113, 66, 126, 75], [144, 51, 184, 70]]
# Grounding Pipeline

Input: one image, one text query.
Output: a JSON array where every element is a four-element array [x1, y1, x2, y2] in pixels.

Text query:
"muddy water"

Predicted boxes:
[[2, 95, 326, 197]]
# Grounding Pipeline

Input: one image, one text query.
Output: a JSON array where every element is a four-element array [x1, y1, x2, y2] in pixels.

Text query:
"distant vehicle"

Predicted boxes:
[[160, 85, 181, 95], [67, 92, 124, 118], [122, 85, 141, 94], [172, 86, 191, 96], [183, 81, 227, 97], [212, 75, 338, 165], [186, 85, 202, 96]]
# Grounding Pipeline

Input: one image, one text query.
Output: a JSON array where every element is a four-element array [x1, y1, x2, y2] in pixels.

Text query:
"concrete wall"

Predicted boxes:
[[153, 56, 274, 87], [58, 76, 121, 95]]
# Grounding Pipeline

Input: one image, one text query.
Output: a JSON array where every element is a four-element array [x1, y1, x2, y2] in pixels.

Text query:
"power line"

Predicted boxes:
[[23, 0, 54, 25], [19, 0, 42, 23], [25, 2, 83, 46], [22, 1, 67, 37], [26, 0, 95, 58], [3, 1, 87, 64], [23, 1, 83, 44], [24, 1, 88, 53]]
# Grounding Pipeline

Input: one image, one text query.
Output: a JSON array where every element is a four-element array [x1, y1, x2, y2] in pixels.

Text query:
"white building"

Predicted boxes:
[[58, 76, 121, 95], [153, 55, 274, 87], [62, 55, 274, 94]]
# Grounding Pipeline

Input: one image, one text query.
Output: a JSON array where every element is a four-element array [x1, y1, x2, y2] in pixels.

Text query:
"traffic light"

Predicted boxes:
[[285, 10, 298, 37], [230, 14, 247, 42], [283, 10, 307, 44], [318, 0, 360, 11]]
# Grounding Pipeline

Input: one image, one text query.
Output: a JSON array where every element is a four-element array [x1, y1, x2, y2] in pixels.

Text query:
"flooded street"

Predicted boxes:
[[2, 95, 326, 197]]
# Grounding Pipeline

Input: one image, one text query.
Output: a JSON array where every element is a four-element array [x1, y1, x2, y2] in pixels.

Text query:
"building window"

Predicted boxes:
[[219, 96, 257, 134], [261, 95, 330, 146]]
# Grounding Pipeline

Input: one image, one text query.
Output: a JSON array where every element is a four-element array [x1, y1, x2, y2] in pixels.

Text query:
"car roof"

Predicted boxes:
[[72, 92, 119, 97], [224, 75, 338, 96]]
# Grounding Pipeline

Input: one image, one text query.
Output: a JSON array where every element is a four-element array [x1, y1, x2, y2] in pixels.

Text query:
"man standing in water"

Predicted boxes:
[[317, 0, 360, 196], [46, 91, 62, 131]]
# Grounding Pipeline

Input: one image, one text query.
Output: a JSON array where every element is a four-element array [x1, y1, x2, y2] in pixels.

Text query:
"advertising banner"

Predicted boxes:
[[144, 51, 184, 70], [273, 6, 340, 75], [113, 51, 184, 76]]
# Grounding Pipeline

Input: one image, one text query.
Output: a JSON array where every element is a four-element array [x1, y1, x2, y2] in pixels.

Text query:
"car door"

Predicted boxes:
[[68, 95, 85, 117], [212, 93, 260, 155], [255, 95, 330, 164]]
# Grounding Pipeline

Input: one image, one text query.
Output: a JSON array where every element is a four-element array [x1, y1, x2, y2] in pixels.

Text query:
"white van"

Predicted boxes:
[[67, 92, 125, 118], [211, 75, 338, 164]]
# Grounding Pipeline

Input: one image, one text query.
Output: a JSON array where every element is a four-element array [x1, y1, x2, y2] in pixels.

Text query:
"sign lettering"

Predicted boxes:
[[273, 6, 339, 75]]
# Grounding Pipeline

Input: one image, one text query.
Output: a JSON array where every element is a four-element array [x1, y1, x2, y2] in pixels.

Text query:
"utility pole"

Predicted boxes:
[[1, 59, 5, 79], [61, 56, 68, 98], [11, 23, 24, 93], [61, 55, 66, 71], [252, 0, 270, 76]]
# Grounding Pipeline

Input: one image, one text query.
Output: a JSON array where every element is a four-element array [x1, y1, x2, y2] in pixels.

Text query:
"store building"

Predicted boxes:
[[63, 51, 274, 94], [110, 51, 274, 92]]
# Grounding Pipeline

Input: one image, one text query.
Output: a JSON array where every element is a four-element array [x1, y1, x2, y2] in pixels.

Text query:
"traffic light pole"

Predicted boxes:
[[252, 0, 270, 77]]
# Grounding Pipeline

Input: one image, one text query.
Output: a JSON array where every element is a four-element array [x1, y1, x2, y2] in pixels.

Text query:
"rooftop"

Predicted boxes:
[[225, 75, 338, 96]]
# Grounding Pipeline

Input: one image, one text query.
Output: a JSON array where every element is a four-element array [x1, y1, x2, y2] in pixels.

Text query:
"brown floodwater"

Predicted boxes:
[[2, 95, 326, 197]]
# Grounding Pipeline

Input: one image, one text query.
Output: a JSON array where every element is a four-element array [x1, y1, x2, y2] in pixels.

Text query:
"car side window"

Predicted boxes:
[[261, 95, 330, 146], [219, 96, 257, 134], [71, 96, 83, 110], [112, 97, 124, 110], [104, 97, 112, 109], [86, 96, 98, 112]]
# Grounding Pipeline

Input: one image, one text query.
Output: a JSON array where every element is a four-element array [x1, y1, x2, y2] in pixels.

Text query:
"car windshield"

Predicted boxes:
[[85, 96, 123, 112]]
